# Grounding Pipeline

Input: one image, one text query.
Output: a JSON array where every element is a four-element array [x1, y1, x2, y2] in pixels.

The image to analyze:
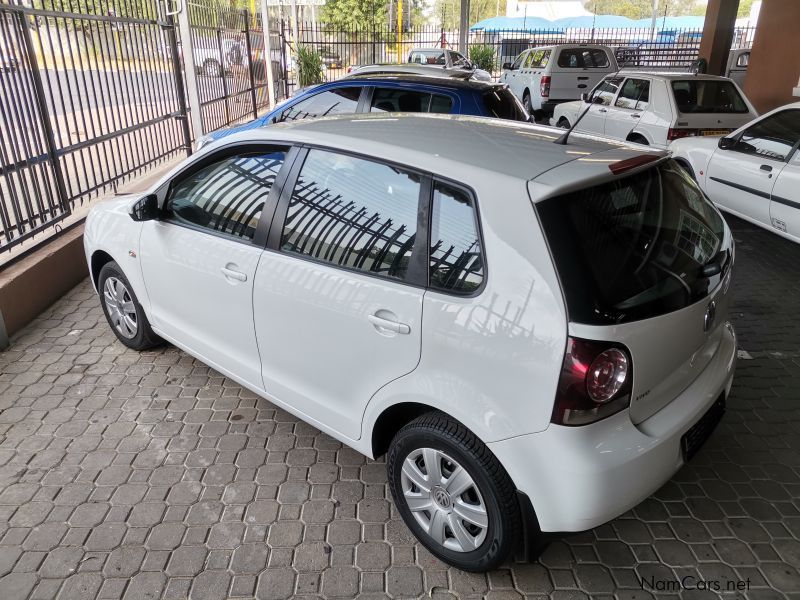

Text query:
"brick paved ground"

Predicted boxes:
[[0, 214, 799, 600]]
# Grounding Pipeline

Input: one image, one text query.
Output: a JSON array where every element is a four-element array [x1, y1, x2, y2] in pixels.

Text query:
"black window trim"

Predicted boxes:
[[277, 84, 369, 122], [725, 108, 800, 164], [262, 143, 488, 297], [152, 143, 298, 248]]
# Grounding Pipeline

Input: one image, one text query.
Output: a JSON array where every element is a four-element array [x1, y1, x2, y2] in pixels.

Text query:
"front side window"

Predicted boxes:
[[281, 149, 421, 281], [589, 77, 622, 106], [429, 183, 484, 294], [511, 51, 526, 70], [615, 78, 650, 111], [450, 51, 470, 67], [166, 150, 286, 241], [370, 88, 453, 114], [671, 80, 748, 114], [736, 52, 750, 67], [733, 109, 800, 161], [278, 87, 361, 122]]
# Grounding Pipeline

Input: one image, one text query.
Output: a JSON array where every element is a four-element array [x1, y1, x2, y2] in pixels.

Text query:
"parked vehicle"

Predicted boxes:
[[726, 48, 750, 88], [196, 74, 529, 148], [85, 114, 736, 572], [348, 49, 492, 82], [318, 47, 343, 69], [551, 72, 757, 148], [500, 44, 618, 119], [671, 102, 800, 243]]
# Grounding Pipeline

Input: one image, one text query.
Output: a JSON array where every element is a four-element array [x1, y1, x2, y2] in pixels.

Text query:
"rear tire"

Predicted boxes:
[[522, 91, 533, 115], [387, 412, 523, 572], [557, 117, 570, 129], [98, 261, 161, 351]]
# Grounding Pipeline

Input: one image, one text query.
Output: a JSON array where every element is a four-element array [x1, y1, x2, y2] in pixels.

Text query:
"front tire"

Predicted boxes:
[[98, 261, 161, 351], [522, 91, 533, 116], [387, 412, 522, 572]]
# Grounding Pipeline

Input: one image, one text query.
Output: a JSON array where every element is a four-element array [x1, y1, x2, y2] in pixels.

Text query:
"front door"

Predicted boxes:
[[604, 77, 651, 143], [140, 147, 289, 389], [254, 148, 425, 440], [577, 77, 622, 136]]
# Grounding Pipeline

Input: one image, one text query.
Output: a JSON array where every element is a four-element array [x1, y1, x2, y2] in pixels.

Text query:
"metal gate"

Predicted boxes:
[[0, 0, 190, 257]]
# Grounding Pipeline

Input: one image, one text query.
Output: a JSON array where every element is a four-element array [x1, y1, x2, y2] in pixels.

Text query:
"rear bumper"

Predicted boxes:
[[490, 321, 736, 533], [535, 99, 571, 116]]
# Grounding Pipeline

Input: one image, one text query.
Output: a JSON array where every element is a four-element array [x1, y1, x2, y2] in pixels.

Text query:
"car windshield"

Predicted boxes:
[[482, 88, 529, 122], [671, 80, 749, 113], [537, 160, 728, 324]]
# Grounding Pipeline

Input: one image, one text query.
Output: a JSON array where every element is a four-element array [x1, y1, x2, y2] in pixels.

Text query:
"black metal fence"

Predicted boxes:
[[0, 0, 190, 256]]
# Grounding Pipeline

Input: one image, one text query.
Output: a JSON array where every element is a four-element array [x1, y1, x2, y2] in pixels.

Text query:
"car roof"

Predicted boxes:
[[342, 73, 500, 90], [209, 113, 665, 181], [615, 71, 738, 81]]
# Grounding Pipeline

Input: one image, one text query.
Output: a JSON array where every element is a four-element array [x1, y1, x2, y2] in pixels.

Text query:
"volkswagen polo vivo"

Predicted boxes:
[[84, 114, 736, 572]]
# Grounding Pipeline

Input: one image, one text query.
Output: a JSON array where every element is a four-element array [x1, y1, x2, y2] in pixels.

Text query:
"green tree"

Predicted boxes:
[[737, 0, 756, 18], [435, 0, 507, 29], [589, 0, 706, 19], [320, 0, 387, 29]]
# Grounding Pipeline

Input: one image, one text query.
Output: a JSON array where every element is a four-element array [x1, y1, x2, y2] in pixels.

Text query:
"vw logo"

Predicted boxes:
[[703, 301, 716, 332], [432, 486, 452, 510]]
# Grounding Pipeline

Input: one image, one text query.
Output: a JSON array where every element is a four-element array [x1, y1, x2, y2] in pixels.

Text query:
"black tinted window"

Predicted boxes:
[[558, 48, 609, 68], [483, 88, 529, 121], [671, 80, 748, 114], [429, 183, 484, 294], [166, 151, 285, 241], [370, 88, 453, 113], [589, 77, 622, 106], [279, 87, 361, 122], [734, 109, 800, 161], [537, 160, 728, 324], [281, 150, 421, 281]]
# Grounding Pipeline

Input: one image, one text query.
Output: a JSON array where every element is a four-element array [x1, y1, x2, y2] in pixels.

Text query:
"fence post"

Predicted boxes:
[[216, 27, 231, 126], [165, 14, 193, 156], [16, 10, 70, 213], [176, 0, 205, 140], [243, 10, 258, 121]]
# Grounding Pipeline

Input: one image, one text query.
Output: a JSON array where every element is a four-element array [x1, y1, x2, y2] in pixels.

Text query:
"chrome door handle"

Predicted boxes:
[[220, 266, 247, 282], [598, 108, 607, 113], [368, 314, 410, 335], [631, 114, 640, 118]]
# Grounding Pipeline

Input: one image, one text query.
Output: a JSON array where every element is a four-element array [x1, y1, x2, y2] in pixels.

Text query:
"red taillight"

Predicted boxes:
[[551, 337, 633, 426], [540, 75, 550, 98], [667, 128, 699, 141]]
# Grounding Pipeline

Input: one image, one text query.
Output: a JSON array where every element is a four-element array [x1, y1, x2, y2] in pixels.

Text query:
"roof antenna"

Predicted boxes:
[[554, 66, 623, 145]]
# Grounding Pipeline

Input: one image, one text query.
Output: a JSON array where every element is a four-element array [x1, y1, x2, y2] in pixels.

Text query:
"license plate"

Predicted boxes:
[[701, 129, 732, 136], [681, 394, 725, 461]]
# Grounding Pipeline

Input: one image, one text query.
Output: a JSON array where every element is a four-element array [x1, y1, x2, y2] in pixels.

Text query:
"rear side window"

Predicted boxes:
[[537, 160, 728, 324], [557, 48, 610, 68], [482, 88, 529, 121], [370, 88, 453, 114], [615, 79, 650, 111], [429, 183, 484, 294], [280, 149, 421, 281], [671, 80, 748, 114], [279, 87, 361, 122], [733, 109, 800, 161], [166, 151, 286, 241]]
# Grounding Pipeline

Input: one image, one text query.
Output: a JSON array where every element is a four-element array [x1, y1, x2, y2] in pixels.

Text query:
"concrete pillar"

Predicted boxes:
[[744, 0, 800, 113], [458, 0, 469, 54], [698, 0, 739, 76]]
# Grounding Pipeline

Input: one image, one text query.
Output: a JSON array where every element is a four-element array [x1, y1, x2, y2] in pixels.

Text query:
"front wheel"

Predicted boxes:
[[387, 412, 523, 572], [98, 261, 161, 351], [522, 91, 533, 115]]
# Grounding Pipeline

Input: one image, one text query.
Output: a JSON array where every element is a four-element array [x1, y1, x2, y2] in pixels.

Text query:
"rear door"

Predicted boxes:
[[550, 47, 613, 102], [253, 147, 426, 440], [604, 77, 651, 142]]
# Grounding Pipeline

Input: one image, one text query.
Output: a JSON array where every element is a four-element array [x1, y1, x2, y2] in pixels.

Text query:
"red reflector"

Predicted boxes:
[[540, 75, 551, 98], [608, 154, 661, 175], [667, 128, 699, 141]]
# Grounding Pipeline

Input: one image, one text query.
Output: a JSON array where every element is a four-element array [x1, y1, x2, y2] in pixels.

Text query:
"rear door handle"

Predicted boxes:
[[220, 266, 247, 282], [631, 113, 640, 118], [760, 164, 773, 172], [598, 108, 607, 113], [368, 314, 410, 335]]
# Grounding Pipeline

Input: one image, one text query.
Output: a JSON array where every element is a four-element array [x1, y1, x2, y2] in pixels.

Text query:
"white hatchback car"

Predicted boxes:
[[500, 44, 618, 119], [85, 115, 736, 572], [551, 72, 757, 148], [671, 102, 800, 243]]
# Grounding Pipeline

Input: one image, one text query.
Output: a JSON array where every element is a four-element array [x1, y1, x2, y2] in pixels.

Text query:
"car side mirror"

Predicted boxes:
[[130, 194, 160, 222], [718, 136, 737, 150], [502, 62, 512, 70]]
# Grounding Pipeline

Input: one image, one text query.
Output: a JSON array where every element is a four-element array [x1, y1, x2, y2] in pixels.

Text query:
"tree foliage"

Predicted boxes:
[[435, 0, 507, 29], [588, 0, 705, 19]]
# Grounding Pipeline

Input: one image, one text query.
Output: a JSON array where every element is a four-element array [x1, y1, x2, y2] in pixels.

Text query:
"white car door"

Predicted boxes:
[[604, 77, 650, 143], [706, 109, 799, 228], [505, 51, 527, 99], [253, 148, 424, 440], [139, 147, 290, 390], [770, 157, 800, 241], [576, 76, 622, 136]]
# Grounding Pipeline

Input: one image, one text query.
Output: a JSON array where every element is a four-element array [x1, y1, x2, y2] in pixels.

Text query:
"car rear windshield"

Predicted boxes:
[[671, 80, 748, 113], [537, 160, 728, 325], [482, 87, 530, 121]]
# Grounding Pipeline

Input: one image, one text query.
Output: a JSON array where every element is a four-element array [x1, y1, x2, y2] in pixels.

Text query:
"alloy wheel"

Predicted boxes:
[[400, 448, 488, 552], [103, 276, 138, 339]]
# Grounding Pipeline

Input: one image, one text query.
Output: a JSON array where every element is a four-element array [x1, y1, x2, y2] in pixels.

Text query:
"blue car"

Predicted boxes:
[[197, 74, 531, 148]]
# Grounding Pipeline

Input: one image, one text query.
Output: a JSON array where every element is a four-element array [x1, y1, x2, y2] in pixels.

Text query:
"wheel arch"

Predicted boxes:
[[90, 249, 116, 290], [369, 401, 438, 458], [626, 131, 650, 145]]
